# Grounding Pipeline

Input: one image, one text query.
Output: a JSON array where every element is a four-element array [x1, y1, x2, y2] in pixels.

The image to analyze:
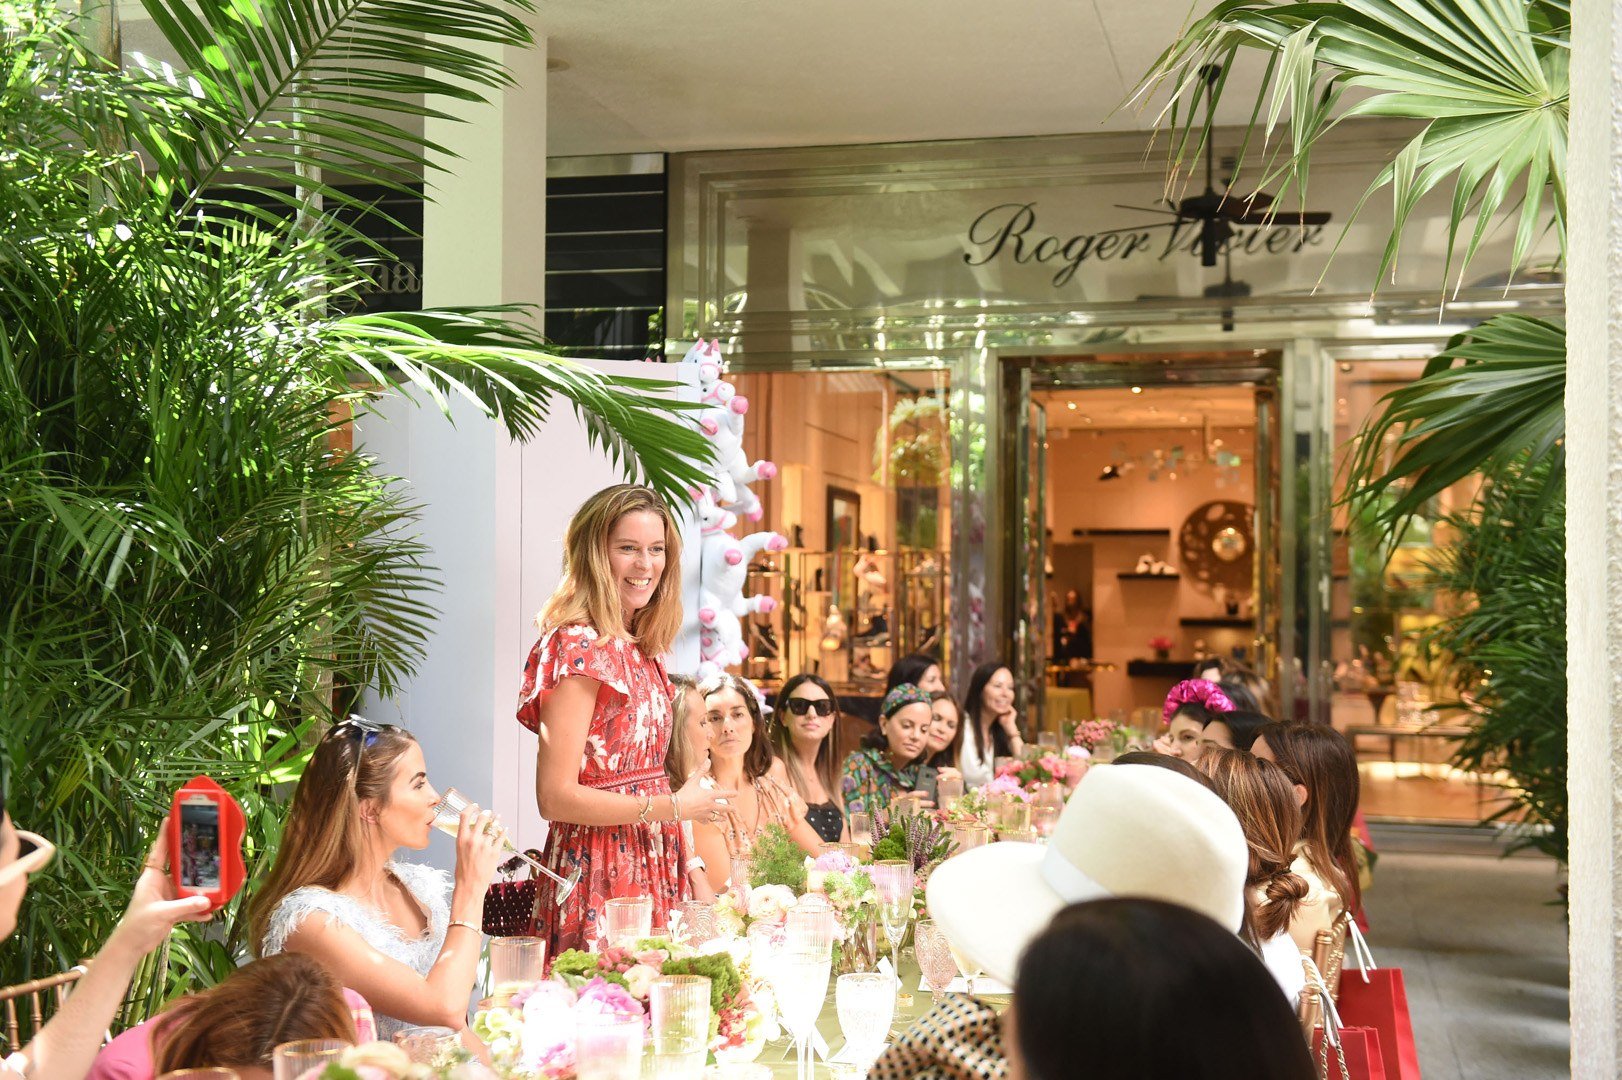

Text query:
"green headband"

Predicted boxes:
[[882, 682, 934, 718]]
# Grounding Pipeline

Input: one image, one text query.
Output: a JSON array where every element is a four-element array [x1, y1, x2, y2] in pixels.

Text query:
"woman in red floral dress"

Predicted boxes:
[[519, 485, 734, 954]]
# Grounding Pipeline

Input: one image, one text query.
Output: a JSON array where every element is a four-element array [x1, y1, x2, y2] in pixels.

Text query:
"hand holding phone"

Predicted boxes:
[[168, 777, 246, 912]]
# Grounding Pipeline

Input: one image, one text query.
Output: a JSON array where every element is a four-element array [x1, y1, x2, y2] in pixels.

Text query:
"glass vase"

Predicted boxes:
[[833, 908, 880, 975]]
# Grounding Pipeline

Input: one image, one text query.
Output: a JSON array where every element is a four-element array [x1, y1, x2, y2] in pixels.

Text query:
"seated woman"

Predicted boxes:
[[694, 673, 826, 894], [1153, 679, 1235, 763], [248, 718, 506, 1038], [1010, 900, 1314, 1080], [1199, 709, 1273, 753], [959, 661, 1026, 788], [840, 684, 938, 820], [88, 953, 366, 1080], [924, 691, 964, 772], [0, 790, 213, 1080], [666, 674, 716, 901], [769, 673, 849, 845], [884, 653, 946, 695], [1254, 719, 1362, 953], [1196, 748, 1311, 1001]]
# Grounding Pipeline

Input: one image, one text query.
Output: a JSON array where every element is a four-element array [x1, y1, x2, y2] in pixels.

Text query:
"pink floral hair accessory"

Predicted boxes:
[[1161, 679, 1236, 726]]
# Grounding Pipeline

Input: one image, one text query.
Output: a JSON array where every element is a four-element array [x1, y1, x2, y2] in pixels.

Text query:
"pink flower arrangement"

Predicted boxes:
[[574, 977, 645, 1025], [1070, 718, 1120, 752], [993, 754, 1074, 795], [1148, 635, 1175, 652], [812, 850, 858, 874], [982, 774, 1033, 801]]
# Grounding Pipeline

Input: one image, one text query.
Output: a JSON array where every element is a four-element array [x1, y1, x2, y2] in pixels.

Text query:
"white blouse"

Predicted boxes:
[[959, 717, 995, 789]]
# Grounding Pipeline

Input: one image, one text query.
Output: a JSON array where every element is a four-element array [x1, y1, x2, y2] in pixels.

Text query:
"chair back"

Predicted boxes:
[[0, 966, 87, 1052], [1296, 911, 1353, 1038]]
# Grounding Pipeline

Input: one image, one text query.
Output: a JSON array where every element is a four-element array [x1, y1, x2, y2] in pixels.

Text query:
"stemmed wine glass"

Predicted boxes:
[[913, 920, 958, 1001], [432, 787, 580, 904], [836, 972, 896, 1067], [870, 860, 915, 999], [764, 930, 832, 1080]]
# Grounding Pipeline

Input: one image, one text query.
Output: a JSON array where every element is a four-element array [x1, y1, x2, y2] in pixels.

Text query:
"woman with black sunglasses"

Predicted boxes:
[[769, 673, 849, 844]]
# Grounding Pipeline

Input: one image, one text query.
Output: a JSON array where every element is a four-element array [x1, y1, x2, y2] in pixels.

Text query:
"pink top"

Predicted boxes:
[[86, 989, 375, 1080]]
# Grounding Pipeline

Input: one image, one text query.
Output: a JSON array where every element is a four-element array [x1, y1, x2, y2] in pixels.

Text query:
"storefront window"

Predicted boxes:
[[725, 368, 952, 709]]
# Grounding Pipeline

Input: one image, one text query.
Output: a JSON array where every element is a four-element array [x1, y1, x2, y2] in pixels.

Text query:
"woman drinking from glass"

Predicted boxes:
[[769, 673, 849, 844], [520, 485, 734, 953], [840, 683, 938, 819]]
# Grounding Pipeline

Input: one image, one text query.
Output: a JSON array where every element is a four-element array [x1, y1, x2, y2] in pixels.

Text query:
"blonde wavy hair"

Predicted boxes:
[[538, 484, 684, 657]]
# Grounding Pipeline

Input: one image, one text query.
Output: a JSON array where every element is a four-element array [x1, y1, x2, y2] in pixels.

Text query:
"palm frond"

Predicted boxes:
[[1340, 313, 1564, 537], [1131, 0, 1568, 292]]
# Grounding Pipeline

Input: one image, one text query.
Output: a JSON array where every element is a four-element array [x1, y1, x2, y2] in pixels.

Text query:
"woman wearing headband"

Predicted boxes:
[[840, 683, 940, 820]]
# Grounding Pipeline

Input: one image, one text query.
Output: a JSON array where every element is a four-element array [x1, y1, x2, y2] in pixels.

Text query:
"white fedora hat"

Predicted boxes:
[[925, 762, 1249, 986]]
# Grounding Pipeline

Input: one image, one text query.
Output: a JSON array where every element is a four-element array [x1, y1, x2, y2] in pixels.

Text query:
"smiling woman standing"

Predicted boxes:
[[519, 485, 734, 954]]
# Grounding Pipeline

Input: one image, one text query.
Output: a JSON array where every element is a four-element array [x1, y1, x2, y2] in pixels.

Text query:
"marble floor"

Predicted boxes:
[[1360, 828, 1569, 1079]]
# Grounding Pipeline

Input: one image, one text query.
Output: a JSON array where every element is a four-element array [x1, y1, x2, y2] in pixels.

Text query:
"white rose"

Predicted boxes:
[[748, 884, 799, 922], [624, 963, 662, 1000]]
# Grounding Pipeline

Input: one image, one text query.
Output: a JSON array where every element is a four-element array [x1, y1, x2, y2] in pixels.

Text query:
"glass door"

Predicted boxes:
[[1012, 366, 1049, 729]]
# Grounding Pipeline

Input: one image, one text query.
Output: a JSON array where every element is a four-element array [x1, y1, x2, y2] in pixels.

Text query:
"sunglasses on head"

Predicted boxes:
[[330, 714, 385, 749], [785, 697, 835, 717]]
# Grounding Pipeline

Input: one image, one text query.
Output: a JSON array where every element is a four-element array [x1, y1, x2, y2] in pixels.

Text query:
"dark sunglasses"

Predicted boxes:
[[785, 697, 835, 717], [330, 714, 384, 749]]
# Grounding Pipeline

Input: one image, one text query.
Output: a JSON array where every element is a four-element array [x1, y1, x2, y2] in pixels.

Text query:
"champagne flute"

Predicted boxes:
[[869, 860, 914, 1000], [769, 948, 832, 1080], [432, 787, 579, 904]]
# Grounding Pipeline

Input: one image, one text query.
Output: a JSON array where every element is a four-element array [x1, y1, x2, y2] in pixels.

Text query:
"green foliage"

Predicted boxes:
[[660, 953, 742, 1012], [871, 823, 908, 864], [0, 0, 708, 1008], [1419, 460, 1566, 860], [551, 950, 629, 991], [746, 824, 807, 890]]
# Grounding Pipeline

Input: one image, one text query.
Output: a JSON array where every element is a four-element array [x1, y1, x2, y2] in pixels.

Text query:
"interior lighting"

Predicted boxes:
[[1067, 401, 1078, 411], [1131, 386, 1143, 395]]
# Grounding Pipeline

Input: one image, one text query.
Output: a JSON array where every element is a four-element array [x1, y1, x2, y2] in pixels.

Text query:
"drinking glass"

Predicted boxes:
[[949, 823, 990, 855], [946, 938, 984, 997], [1037, 731, 1059, 750], [869, 860, 915, 997], [675, 899, 718, 945], [913, 920, 958, 1001], [785, 897, 838, 955], [1031, 805, 1061, 839], [603, 896, 653, 949], [158, 1071, 239, 1080], [729, 856, 752, 911], [489, 936, 546, 997], [392, 1026, 459, 1066], [849, 811, 873, 848], [651, 975, 711, 1056], [273, 1040, 347, 1080], [575, 1015, 643, 1080], [934, 773, 964, 810], [769, 949, 832, 1080], [432, 787, 579, 904], [1001, 827, 1037, 844], [647, 1051, 707, 1079], [998, 799, 1031, 833], [836, 972, 895, 1064]]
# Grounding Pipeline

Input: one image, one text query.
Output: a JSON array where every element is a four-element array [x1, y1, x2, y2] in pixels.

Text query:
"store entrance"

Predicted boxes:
[[1004, 352, 1282, 743]]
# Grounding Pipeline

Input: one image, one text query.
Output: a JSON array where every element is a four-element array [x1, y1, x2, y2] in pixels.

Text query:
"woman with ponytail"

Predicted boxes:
[[1198, 748, 1311, 1001]]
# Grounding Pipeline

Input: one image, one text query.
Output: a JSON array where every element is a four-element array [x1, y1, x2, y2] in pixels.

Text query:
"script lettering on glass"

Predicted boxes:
[[963, 202, 1326, 287]]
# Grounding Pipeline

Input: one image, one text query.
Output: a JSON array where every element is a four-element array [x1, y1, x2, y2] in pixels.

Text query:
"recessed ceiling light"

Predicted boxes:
[[1130, 386, 1143, 395], [1067, 401, 1077, 411]]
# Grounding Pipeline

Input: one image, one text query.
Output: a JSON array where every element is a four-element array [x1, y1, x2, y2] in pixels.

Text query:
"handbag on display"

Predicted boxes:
[[483, 849, 545, 937]]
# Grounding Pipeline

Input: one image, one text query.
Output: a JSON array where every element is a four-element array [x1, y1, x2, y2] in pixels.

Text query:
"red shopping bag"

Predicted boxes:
[[1337, 968, 1420, 1080], [1313, 1026, 1388, 1080]]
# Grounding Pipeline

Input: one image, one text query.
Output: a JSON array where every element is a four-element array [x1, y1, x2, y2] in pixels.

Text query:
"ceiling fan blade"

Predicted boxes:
[[1115, 204, 1179, 217], [1236, 211, 1333, 226]]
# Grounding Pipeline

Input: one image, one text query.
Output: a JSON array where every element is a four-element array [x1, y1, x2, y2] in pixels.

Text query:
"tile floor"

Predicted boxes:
[[1360, 832, 1569, 1079]]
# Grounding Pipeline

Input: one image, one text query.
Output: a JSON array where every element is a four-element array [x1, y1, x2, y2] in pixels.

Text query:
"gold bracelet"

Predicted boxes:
[[670, 791, 680, 822], [449, 919, 482, 935], [637, 794, 653, 825]]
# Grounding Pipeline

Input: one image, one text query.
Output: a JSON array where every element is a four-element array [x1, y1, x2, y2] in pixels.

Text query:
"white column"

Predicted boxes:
[[359, 32, 549, 863], [1566, 0, 1621, 1073]]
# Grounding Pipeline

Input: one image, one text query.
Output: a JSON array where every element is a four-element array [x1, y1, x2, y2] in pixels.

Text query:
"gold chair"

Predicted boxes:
[[0, 965, 87, 1053], [1296, 910, 1353, 1037]]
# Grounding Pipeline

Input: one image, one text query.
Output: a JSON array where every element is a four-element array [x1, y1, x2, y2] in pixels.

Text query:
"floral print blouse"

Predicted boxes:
[[840, 746, 937, 818]]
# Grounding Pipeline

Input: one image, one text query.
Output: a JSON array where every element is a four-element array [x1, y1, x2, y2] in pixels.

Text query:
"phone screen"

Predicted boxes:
[[178, 798, 222, 890]]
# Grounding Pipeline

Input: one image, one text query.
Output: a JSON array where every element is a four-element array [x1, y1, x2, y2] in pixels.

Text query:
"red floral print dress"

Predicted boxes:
[[517, 623, 683, 954]]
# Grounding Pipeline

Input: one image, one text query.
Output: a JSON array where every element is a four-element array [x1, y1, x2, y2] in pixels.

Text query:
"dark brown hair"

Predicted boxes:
[[699, 673, 774, 781], [925, 690, 964, 770], [153, 954, 356, 1072], [1014, 899, 1315, 1080], [1197, 748, 1310, 946], [249, 720, 419, 956], [964, 661, 1023, 758], [771, 673, 843, 802], [1112, 751, 1219, 793], [1256, 720, 1361, 913]]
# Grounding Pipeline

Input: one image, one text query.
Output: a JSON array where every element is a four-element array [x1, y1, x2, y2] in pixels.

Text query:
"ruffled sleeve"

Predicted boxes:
[[516, 623, 632, 733], [260, 886, 370, 959]]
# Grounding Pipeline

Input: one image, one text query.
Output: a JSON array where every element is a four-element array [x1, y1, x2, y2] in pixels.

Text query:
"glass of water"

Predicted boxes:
[[836, 972, 895, 1064]]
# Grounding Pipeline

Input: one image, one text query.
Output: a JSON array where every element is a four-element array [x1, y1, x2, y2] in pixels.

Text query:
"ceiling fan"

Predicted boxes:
[[1118, 65, 1333, 268]]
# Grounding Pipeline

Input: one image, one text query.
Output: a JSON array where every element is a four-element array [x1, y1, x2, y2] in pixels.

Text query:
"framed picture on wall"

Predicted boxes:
[[826, 486, 860, 611]]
